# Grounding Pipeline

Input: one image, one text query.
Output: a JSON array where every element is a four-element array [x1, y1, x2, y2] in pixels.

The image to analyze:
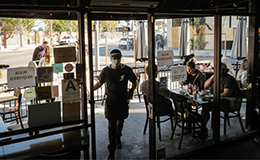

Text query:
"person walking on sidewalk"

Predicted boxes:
[[93, 49, 137, 159], [32, 41, 48, 61]]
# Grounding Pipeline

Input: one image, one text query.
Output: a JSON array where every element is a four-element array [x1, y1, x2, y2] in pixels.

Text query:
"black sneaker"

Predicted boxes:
[[116, 139, 122, 149], [196, 128, 208, 139]]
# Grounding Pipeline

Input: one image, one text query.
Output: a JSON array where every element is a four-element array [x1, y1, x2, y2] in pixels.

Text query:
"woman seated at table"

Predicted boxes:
[[236, 58, 247, 88], [179, 60, 205, 91], [140, 64, 175, 116]]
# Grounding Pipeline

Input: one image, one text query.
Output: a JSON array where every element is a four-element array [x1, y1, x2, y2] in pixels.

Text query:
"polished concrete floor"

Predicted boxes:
[[4, 96, 256, 159]]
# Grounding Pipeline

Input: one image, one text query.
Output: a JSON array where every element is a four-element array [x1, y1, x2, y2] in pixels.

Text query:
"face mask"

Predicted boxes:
[[112, 59, 121, 67]]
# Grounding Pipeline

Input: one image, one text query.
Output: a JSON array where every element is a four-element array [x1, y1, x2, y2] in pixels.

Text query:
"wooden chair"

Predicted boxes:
[[170, 92, 205, 149], [0, 89, 24, 129], [220, 90, 245, 135], [143, 94, 175, 141]]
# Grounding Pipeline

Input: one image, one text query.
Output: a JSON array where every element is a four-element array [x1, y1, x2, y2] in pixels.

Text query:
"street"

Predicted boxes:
[[0, 38, 237, 69]]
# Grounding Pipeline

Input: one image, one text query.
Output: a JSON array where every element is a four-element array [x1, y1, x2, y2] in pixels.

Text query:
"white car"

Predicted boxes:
[[59, 36, 78, 45]]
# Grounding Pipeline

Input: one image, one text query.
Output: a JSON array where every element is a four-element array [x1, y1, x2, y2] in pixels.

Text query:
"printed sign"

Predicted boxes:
[[157, 50, 174, 66], [37, 86, 52, 100], [65, 63, 74, 72], [63, 73, 74, 80], [52, 63, 63, 74], [14, 26, 20, 34], [171, 65, 187, 82], [7, 67, 35, 88], [62, 79, 80, 103], [37, 67, 53, 83], [52, 85, 59, 97], [54, 46, 76, 63], [159, 77, 167, 90], [24, 88, 36, 101]]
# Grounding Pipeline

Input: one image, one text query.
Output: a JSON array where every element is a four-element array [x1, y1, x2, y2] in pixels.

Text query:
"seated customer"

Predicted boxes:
[[179, 60, 205, 91], [202, 63, 241, 133], [140, 64, 174, 116], [236, 58, 248, 88]]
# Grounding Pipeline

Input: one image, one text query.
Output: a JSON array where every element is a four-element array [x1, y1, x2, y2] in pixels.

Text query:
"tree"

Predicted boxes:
[[19, 18, 34, 47], [0, 17, 19, 47], [0, 17, 34, 47], [100, 21, 117, 38], [51, 20, 78, 42], [190, 17, 212, 49]]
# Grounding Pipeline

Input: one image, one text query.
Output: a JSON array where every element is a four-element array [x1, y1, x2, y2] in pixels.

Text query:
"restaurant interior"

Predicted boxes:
[[0, 0, 260, 159]]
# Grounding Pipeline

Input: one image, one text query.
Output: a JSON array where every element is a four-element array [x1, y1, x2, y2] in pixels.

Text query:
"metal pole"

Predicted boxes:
[[95, 21, 100, 70], [213, 14, 221, 143], [87, 13, 97, 159], [134, 35, 136, 68], [105, 36, 107, 66], [147, 12, 156, 159], [77, 0, 89, 158], [50, 20, 52, 46]]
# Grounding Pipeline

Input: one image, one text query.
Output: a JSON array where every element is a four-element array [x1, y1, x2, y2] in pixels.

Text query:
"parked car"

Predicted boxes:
[[59, 36, 78, 45], [118, 37, 133, 50]]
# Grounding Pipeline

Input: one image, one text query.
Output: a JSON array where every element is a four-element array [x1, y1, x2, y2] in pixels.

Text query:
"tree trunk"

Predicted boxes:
[[20, 19, 23, 47]]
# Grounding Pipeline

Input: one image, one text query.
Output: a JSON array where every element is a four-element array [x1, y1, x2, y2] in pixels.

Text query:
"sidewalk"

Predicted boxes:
[[0, 44, 38, 52]]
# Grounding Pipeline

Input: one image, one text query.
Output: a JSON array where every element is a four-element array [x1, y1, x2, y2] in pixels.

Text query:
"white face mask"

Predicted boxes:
[[112, 59, 121, 67]]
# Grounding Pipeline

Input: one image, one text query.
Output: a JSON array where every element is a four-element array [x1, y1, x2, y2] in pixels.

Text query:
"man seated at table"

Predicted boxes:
[[179, 60, 205, 91], [140, 64, 175, 116], [201, 63, 241, 134]]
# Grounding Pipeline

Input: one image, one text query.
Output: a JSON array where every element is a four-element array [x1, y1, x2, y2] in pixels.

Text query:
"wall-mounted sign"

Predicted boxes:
[[24, 88, 36, 101], [62, 79, 80, 103], [65, 63, 74, 72], [28, 102, 61, 127], [157, 50, 174, 67], [37, 86, 52, 100], [63, 72, 74, 80], [52, 85, 59, 97], [171, 65, 187, 82], [7, 67, 35, 88], [159, 77, 167, 90], [52, 63, 63, 74], [76, 64, 83, 79], [54, 46, 76, 63], [37, 67, 53, 83]]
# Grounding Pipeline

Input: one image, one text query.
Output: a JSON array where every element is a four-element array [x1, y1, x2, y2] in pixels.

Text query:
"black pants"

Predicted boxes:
[[107, 119, 124, 154]]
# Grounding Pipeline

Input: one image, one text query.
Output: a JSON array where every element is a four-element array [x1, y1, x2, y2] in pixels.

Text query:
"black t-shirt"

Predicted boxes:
[[98, 64, 137, 120], [221, 74, 240, 98], [186, 72, 196, 85]]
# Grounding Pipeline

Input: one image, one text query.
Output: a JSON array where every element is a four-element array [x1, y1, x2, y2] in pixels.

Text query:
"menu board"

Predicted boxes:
[[28, 102, 61, 127], [171, 65, 187, 82]]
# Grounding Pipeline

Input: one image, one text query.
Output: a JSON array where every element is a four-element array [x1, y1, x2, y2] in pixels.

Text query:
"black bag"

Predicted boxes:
[[36, 51, 42, 60]]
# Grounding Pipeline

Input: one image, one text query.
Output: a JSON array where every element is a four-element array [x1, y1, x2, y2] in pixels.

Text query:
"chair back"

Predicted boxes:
[[170, 92, 188, 119]]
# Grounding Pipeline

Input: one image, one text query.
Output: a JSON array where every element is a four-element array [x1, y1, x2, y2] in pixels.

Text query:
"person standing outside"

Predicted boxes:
[[32, 41, 48, 61], [93, 49, 137, 159]]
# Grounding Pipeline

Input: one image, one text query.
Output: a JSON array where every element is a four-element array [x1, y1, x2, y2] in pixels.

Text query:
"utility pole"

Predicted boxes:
[[94, 21, 100, 70], [50, 20, 52, 46]]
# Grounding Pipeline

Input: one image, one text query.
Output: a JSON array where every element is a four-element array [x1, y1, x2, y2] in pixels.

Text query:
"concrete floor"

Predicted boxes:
[[4, 96, 249, 159]]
